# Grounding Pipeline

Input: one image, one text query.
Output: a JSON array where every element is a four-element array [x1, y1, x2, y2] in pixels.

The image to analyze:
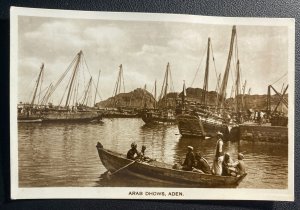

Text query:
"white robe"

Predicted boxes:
[[212, 155, 224, 175]]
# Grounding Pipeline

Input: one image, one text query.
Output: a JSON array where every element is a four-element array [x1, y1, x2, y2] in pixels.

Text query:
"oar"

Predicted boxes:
[[106, 161, 136, 179]]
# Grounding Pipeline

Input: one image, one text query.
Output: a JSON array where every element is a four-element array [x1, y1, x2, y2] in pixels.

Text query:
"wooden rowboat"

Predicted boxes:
[[96, 142, 247, 188]]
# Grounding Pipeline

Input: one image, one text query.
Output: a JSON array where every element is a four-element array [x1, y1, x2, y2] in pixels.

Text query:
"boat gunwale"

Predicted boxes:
[[98, 146, 246, 182]]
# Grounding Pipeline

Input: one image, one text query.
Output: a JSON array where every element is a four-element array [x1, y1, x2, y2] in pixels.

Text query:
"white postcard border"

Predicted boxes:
[[10, 6, 295, 201]]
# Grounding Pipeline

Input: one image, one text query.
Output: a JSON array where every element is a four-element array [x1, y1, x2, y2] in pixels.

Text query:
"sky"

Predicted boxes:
[[17, 16, 289, 105]]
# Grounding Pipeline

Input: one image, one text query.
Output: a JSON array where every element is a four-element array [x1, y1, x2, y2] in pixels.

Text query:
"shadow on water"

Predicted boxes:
[[95, 172, 182, 187], [94, 171, 235, 188]]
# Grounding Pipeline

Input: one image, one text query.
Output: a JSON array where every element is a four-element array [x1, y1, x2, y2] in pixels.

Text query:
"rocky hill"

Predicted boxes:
[[181, 87, 288, 112], [180, 87, 218, 105], [95, 88, 156, 109], [96, 87, 288, 112]]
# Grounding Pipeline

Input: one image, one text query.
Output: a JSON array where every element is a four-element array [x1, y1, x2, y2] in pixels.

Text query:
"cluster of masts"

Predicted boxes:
[[25, 25, 287, 113]]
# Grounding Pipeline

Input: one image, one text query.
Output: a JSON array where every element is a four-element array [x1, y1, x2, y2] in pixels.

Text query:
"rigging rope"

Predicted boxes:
[[37, 69, 44, 105], [169, 67, 175, 93], [271, 72, 288, 86], [82, 53, 102, 100], [48, 53, 78, 99], [58, 75, 72, 107], [159, 67, 167, 101], [190, 45, 207, 87], [210, 41, 220, 91]]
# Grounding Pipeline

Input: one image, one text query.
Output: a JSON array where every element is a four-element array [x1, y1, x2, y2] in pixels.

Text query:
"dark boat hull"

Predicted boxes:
[[96, 143, 247, 188], [18, 114, 43, 123], [141, 112, 176, 124], [177, 114, 229, 138], [42, 111, 102, 122], [103, 113, 140, 118]]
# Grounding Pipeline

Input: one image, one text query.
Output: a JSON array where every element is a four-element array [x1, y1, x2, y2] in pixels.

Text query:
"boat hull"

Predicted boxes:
[[177, 114, 229, 138], [96, 143, 246, 188], [18, 114, 43, 123], [42, 111, 102, 122], [141, 112, 177, 124]]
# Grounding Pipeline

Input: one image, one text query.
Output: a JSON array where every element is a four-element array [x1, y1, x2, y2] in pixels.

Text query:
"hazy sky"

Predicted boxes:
[[17, 16, 289, 104]]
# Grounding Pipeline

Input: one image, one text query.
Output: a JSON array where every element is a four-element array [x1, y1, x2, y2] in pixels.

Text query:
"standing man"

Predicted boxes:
[[212, 131, 224, 175], [215, 131, 224, 158]]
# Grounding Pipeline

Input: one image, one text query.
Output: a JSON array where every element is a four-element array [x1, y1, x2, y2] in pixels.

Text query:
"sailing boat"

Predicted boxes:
[[101, 64, 140, 118], [40, 50, 102, 122], [18, 63, 45, 122], [141, 62, 177, 124], [176, 26, 240, 138]]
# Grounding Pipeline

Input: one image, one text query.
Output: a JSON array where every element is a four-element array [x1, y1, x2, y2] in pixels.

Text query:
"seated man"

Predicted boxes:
[[193, 152, 211, 174], [127, 142, 139, 160], [138, 145, 151, 162], [182, 146, 195, 171], [222, 153, 232, 176], [222, 153, 237, 176], [230, 153, 246, 176]]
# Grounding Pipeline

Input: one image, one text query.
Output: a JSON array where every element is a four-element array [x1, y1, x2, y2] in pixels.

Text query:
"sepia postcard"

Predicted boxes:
[[10, 7, 295, 200]]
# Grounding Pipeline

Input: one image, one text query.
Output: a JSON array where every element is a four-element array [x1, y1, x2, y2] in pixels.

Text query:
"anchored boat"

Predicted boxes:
[[141, 63, 177, 124], [177, 26, 243, 138], [18, 51, 103, 123], [96, 142, 247, 188]]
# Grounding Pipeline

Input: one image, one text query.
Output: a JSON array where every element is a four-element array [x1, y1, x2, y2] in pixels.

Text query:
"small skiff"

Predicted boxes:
[[96, 142, 247, 188]]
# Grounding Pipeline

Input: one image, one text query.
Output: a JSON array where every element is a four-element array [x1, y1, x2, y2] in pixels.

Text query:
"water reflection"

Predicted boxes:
[[18, 118, 288, 189]]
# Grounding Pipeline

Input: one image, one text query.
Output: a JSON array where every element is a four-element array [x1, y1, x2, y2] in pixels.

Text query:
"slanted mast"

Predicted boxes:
[[235, 60, 241, 112], [159, 62, 173, 108], [65, 50, 82, 107], [113, 64, 125, 97], [202, 38, 210, 107], [31, 63, 44, 106], [218, 25, 237, 108]]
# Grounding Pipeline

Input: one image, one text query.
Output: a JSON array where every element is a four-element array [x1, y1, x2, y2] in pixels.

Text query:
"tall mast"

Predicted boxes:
[[142, 84, 147, 108], [242, 80, 247, 110], [113, 64, 124, 97], [248, 88, 251, 95], [202, 38, 210, 107], [235, 60, 241, 112], [215, 73, 221, 107], [31, 63, 44, 106], [82, 77, 93, 106], [218, 25, 237, 108], [118, 65, 122, 94], [164, 62, 169, 107], [154, 80, 157, 109], [94, 69, 101, 106], [215, 73, 221, 92], [182, 80, 186, 109], [230, 85, 234, 98], [65, 50, 82, 107]]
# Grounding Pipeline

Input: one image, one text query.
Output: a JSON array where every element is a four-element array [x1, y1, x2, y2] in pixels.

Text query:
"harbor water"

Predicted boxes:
[[18, 118, 288, 188]]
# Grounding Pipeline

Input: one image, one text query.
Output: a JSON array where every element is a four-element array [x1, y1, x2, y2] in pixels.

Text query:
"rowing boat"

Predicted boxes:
[[96, 142, 247, 188]]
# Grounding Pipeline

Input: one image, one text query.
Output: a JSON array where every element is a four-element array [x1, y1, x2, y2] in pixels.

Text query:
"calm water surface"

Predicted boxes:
[[18, 118, 288, 188]]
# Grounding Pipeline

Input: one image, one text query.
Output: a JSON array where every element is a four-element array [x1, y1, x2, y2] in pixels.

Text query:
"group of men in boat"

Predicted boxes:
[[126, 131, 245, 177], [179, 131, 246, 176], [127, 142, 150, 162]]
